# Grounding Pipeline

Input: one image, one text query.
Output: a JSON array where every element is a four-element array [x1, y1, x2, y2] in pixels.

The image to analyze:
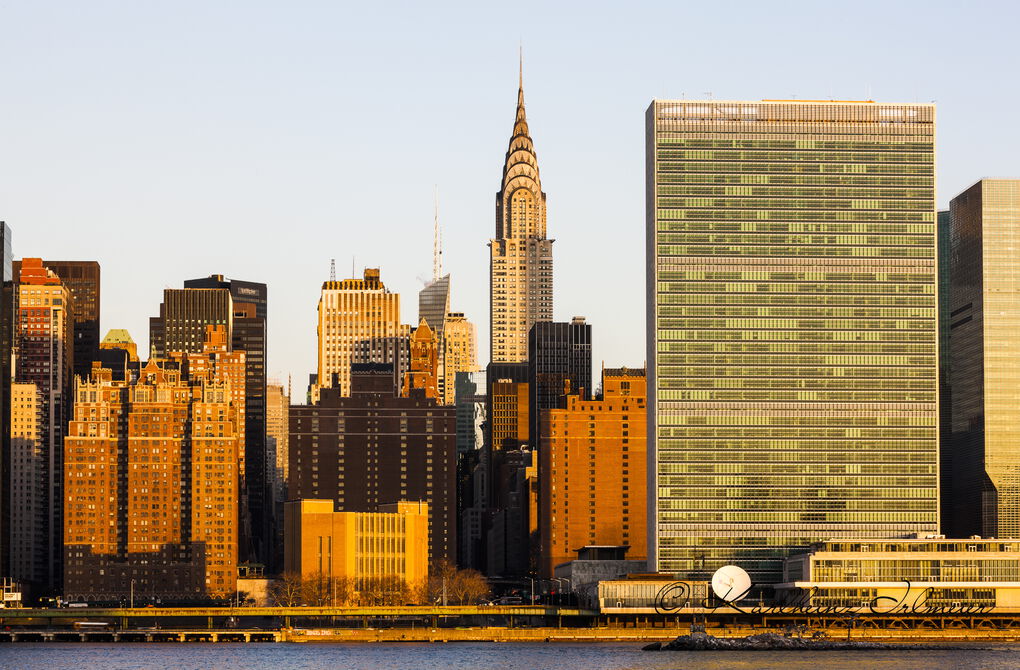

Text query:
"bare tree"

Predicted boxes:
[[269, 572, 304, 607]]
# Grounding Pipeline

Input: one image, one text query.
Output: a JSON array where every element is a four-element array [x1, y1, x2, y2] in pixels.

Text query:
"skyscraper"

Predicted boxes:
[[183, 275, 269, 565], [528, 318, 593, 455], [12, 259, 73, 594], [490, 66, 553, 363], [316, 268, 402, 398], [13, 260, 100, 381], [63, 332, 243, 603], [0, 222, 12, 579], [946, 180, 1020, 539], [540, 367, 646, 577], [442, 313, 477, 405], [646, 100, 938, 582]]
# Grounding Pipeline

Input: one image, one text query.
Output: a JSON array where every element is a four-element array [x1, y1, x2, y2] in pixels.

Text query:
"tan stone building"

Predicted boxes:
[[285, 499, 429, 589], [63, 328, 243, 602], [490, 68, 553, 363], [316, 268, 402, 399], [441, 312, 477, 405], [540, 368, 646, 577]]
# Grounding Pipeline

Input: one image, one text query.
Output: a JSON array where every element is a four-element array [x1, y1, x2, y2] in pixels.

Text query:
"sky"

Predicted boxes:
[[2, 0, 1019, 395]]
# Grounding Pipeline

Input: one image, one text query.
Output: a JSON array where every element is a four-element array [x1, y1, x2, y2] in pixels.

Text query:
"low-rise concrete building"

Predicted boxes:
[[779, 537, 1020, 610]]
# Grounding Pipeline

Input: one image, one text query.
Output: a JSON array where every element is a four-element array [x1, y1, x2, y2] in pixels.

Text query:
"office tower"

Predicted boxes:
[[285, 500, 429, 590], [317, 268, 402, 398], [489, 378, 529, 451], [539, 367, 647, 577], [490, 67, 554, 363], [13, 260, 100, 381], [402, 319, 439, 399], [486, 448, 537, 577], [0, 222, 12, 579], [528, 318, 593, 454], [455, 371, 486, 455], [419, 275, 451, 336], [454, 371, 487, 568], [63, 334, 243, 602], [646, 100, 938, 582], [13, 259, 73, 594], [9, 383, 41, 586], [351, 331, 411, 396], [946, 180, 1020, 539], [183, 274, 269, 566], [266, 382, 290, 569], [150, 288, 232, 357], [937, 209, 953, 535], [289, 364, 457, 562], [442, 313, 477, 405]]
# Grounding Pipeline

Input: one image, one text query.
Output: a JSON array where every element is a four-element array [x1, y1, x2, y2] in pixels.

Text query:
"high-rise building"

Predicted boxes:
[[150, 288, 232, 358], [489, 378, 529, 452], [528, 318, 593, 455], [946, 180, 1020, 539], [539, 367, 647, 577], [63, 334, 243, 602], [317, 269, 402, 398], [442, 313, 477, 405], [13, 260, 100, 382], [13, 259, 73, 594], [289, 364, 457, 562], [266, 382, 290, 568], [419, 275, 451, 337], [0, 222, 12, 578], [489, 67, 553, 363], [9, 383, 42, 587], [182, 275, 269, 565], [351, 331, 411, 396], [646, 100, 939, 582]]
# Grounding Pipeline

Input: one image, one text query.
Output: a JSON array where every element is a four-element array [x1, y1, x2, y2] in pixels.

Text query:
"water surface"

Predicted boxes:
[[1, 642, 1017, 670]]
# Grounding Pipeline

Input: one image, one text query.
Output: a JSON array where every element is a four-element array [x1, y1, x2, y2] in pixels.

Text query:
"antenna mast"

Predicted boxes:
[[329, 258, 336, 282], [433, 185, 442, 281]]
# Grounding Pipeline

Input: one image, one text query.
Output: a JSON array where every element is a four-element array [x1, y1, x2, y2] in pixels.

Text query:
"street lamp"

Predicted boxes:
[[553, 578, 570, 607]]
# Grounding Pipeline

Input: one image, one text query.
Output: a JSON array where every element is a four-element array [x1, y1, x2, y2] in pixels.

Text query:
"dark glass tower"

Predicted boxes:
[[527, 318, 593, 453], [182, 275, 270, 567], [0, 223, 12, 578]]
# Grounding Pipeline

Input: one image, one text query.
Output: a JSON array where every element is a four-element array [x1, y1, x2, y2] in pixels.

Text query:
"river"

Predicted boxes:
[[1, 642, 1018, 670]]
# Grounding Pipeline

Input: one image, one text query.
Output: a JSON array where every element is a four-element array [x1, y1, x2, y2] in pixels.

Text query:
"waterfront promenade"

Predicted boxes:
[[6, 605, 1020, 643]]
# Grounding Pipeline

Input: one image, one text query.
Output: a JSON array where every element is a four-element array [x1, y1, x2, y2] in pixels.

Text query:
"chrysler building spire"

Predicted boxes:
[[489, 59, 554, 363]]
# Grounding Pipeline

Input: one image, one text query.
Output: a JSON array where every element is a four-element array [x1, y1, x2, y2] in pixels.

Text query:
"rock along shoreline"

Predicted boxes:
[[642, 632, 966, 651]]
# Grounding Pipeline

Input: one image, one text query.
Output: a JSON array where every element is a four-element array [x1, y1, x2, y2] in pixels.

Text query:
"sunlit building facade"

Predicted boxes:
[[316, 268, 402, 398], [646, 100, 939, 583], [490, 70, 553, 363]]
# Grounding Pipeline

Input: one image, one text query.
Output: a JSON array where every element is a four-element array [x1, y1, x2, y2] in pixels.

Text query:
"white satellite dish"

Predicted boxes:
[[711, 565, 752, 602]]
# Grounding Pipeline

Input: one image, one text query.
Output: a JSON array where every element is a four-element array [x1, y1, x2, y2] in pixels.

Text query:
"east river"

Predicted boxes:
[[1, 642, 1019, 670]]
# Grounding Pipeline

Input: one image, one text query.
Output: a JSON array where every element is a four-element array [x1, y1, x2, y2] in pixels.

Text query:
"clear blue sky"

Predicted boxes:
[[3, 0, 1018, 393]]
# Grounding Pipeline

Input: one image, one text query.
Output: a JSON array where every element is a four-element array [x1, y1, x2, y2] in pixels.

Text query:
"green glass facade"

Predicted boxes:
[[645, 100, 938, 584]]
